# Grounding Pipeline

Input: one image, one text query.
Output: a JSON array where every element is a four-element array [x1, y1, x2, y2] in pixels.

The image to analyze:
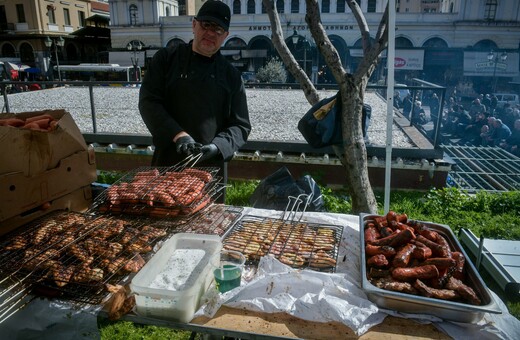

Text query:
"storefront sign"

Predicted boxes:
[[350, 49, 424, 70], [248, 25, 354, 31], [463, 51, 519, 77]]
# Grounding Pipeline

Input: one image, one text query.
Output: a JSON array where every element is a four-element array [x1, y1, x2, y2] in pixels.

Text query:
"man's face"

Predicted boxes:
[[192, 19, 229, 57]]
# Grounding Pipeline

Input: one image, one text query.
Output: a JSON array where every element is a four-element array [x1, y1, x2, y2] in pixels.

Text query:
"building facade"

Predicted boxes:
[[107, 0, 520, 95], [0, 0, 109, 78]]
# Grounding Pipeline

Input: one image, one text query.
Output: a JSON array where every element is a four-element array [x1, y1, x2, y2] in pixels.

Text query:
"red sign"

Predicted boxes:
[[394, 57, 406, 68]]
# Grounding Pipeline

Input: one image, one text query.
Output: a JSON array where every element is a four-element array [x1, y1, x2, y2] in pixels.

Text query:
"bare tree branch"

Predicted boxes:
[[353, 3, 389, 80], [262, 0, 319, 104], [347, 0, 371, 54], [305, 0, 347, 87], [375, 4, 389, 43]]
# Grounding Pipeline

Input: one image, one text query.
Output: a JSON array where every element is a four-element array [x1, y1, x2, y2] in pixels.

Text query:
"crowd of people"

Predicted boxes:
[[440, 94, 520, 156], [394, 90, 520, 157]]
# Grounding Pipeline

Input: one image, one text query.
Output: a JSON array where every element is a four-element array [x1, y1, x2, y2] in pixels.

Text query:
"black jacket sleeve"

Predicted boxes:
[[212, 61, 251, 161], [138, 47, 184, 148]]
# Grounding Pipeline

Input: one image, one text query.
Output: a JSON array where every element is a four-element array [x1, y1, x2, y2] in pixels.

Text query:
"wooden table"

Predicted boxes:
[[118, 305, 450, 339], [191, 306, 450, 339]]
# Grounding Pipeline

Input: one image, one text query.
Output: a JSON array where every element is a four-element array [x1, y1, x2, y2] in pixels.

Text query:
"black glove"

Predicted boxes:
[[198, 143, 220, 163], [175, 135, 201, 155]]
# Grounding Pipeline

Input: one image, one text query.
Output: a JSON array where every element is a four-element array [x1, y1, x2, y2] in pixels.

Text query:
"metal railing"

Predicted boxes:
[[1, 80, 141, 134]]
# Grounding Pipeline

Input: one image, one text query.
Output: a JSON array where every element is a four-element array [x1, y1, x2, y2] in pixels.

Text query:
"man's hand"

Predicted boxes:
[[198, 143, 220, 162], [175, 135, 201, 155]]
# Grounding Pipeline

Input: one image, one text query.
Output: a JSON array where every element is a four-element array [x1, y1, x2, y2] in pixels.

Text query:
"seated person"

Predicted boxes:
[[499, 119, 520, 156], [459, 112, 487, 145], [489, 118, 512, 147]]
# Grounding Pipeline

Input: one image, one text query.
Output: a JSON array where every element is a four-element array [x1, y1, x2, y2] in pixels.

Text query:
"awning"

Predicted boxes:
[[7, 62, 30, 71]]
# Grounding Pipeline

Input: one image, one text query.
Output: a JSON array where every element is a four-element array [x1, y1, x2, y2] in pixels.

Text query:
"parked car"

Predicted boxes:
[[493, 93, 519, 108]]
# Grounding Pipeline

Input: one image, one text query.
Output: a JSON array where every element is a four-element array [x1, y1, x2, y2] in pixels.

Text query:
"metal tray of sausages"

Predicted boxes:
[[360, 213, 501, 323]]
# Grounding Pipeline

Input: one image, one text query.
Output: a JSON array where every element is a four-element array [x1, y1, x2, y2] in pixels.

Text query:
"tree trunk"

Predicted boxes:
[[334, 77, 378, 214], [262, 0, 387, 214]]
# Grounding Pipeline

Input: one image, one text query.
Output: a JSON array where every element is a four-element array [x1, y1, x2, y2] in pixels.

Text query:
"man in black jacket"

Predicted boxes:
[[139, 1, 251, 201]]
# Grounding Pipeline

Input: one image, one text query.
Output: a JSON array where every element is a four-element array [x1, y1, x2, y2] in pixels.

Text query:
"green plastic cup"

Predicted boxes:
[[210, 250, 246, 293]]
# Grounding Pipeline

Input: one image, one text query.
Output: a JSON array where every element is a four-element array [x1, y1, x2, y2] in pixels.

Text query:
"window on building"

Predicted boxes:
[[247, 0, 255, 14], [48, 7, 56, 24], [78, 10, 85, 26], [16, 4, 25, 23], [322, 0, 330, 13], [166, 7, 170, 16], [63, 8, 71, 26], [262, 1, 266, 14], [0, 6, 6, 30], [276, 0, 284, 13], [367, 0, 376, 12], [129, 5, 138, 25], [484, 0, 497, 20], [1, 43, 15, 57], [179, 0, 186, 15], [337, 0, 346, 13], [291, 0, 299, 13], [233, 0, 241, 14]]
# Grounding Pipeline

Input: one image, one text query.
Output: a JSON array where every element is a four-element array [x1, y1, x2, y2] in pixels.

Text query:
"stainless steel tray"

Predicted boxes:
[[360, 213, 501, 323]]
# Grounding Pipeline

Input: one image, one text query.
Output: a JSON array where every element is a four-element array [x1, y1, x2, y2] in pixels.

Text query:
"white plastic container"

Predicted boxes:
[[130, 233, 222, 322]]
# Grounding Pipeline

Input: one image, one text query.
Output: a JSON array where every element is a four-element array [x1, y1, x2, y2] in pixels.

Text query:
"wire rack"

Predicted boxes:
[[222, 194, 343, 272], [173, 204, 243, 236], [90, 164, 222, 218], [0, 211, 175, 306]]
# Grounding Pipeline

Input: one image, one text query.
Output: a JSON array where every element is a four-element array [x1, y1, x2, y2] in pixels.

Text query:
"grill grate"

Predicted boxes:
[[442, 145, 520, 193], [90, 166, 222, 218], [0, 211, 177, 305], [174, 205, 243, 236], [222, 215, 343, 273]]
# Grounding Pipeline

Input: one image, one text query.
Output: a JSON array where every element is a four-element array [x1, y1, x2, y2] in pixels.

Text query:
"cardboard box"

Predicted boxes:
[[0, 110, 89, 176], [0, 185, 93, 237], [0, 148, 97, 223]]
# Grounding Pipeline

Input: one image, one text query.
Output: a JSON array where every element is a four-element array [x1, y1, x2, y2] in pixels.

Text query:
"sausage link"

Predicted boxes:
[[392, 265, 439, 281], [364, 225, 380, 243], [367, 254, 389, 267], [365, 244, 396, 257], [392, 243, 416, 268]]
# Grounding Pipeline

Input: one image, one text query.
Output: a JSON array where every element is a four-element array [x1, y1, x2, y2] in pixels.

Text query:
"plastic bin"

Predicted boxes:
[[130, 233, 222, 322]]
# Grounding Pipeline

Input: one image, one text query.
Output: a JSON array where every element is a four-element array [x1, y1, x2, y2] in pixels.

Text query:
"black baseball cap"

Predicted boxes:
[[195, 1, 231, 31]]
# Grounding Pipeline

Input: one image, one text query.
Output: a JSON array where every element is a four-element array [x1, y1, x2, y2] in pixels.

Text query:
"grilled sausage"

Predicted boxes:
[[392, 243, 416, 268], [422, 257, 456, 269], [414, 279, 459, 300], [367, 254, 389, 267], [452, 251, 466, 280], [446, 277, 481, 305], [412, 245, 432, 260], [392, 265, 439, 281], [416, 235, 446, 257], [365, 244, 396, 257], [369, 228, 415, 248], [364, 224, 380, 243]]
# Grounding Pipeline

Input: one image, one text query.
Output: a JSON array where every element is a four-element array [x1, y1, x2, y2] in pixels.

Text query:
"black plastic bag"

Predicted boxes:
[[249, 167, 325, 212]]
